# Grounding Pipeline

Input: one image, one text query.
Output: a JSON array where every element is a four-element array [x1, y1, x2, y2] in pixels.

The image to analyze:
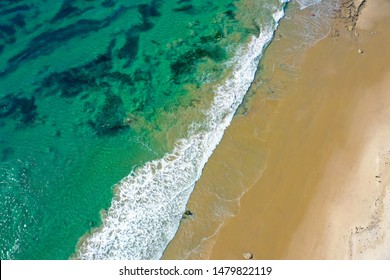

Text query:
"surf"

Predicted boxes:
[[77, 1, 289, 260]]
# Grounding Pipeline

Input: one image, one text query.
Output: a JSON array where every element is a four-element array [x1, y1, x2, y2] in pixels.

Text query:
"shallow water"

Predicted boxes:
[[1, 0, 286, 259], [163, 0, 339, 260]]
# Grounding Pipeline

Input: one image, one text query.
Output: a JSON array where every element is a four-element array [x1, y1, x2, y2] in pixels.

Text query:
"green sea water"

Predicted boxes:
[[0, 0, 286, 259]]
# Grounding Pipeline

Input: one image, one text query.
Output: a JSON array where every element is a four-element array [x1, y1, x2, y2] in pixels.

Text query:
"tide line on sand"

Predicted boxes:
[[76, 2, 288, 260], [206, 0, 390, 260]]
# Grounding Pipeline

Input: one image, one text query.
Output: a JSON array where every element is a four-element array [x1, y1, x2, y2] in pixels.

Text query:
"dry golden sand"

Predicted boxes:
[[163, 0, 390, 259], [285, 0, 390, 259]]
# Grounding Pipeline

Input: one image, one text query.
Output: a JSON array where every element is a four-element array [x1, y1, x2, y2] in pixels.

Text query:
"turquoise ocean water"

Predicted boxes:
[[0, 0, 328, 259]]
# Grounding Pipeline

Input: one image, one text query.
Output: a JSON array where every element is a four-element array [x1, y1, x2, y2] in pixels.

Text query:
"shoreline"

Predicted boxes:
[[163, 0, 390, 259], [210, 0, 390, 259], [286, 0, 390, 258]]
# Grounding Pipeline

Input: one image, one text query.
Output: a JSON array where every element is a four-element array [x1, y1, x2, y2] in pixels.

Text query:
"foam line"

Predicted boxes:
[[77, 2, 289, 260]]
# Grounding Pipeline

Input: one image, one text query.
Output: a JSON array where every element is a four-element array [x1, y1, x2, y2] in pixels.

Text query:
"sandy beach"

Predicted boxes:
[[283, 0, 390, 259], [163, 0, 390, 260]]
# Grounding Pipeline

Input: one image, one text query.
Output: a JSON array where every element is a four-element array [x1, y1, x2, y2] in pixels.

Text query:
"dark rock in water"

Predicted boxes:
[[0, 24, 16, 36], [89, 94, 127, 136], [39, 51, 113, 98], [0, 4, 30, 17], [117, 32, 139, 65], [46, 71, 93, 98], [138, 3, 161, 17], [50, 1, 82, 23], [170, 50, 200, 81], [93, 53, 112, 67], [109, 71, 134, 85], [170, 46, 226, 83], [18, 96, 37, 125], [137, 5, 155, 31], [225, 9, 235, 20], [102, 0, 115, 8], [200, 30, 224, 43], [173, 4, 195, 14], [206, 45, 226, 62], [2, 7, 129, 77], [89, 220, 97, 227], [34, 39, 140, 135], [136, 1, 163, 31], [11, 14, 26, 28], [132, 68, 151, 83], [0, 94, 37, 125], [4, 19, 105, 76]]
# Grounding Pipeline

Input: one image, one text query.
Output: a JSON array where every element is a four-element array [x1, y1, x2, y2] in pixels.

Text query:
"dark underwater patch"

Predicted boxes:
[[0, 23, 17, 46], [200, 30, 224, 43], [89, 94, 127, 136], [2, 6, 130, 77], [133, 68, 152, 84], [50, 1, 82, 23], [137, 4, 155, 31], [83, 101, 96, 114], [225, 9, 235, 20], [102, 0, 115, 8], [173, 4, 195, 13], [4, 19, 105, 76], [0, 1, 24, 8], [0, 94, 37, 125], [1, 147, 14, 161], [42, 71, 95, 98], [151, 0, 164, 13], [117, 32, 139, 66], [138, 3, 160, 18], [108, 71, 134, 85], [136, 0, 163, 31], [11, 14, 26, 28], [20, 19, 103, 56], [40, 51, 113, 98], [170, 46, 226, 83], [0, 4, 30, 17], [0, 24, 16, 37]]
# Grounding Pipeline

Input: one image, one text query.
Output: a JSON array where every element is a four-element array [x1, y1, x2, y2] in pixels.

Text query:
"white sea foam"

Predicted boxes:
[[77, 3, 288, 260]]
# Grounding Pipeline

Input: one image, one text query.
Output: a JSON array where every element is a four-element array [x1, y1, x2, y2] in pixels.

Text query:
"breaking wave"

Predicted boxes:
[[77, 4, 288, 260]]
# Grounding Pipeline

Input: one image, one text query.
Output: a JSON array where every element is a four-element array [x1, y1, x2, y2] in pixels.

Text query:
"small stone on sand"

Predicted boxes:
[[243, 252, 253, 259]]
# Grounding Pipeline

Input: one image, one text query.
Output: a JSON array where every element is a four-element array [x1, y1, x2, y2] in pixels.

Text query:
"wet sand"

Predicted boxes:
[[163, 0, 390, 259]]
